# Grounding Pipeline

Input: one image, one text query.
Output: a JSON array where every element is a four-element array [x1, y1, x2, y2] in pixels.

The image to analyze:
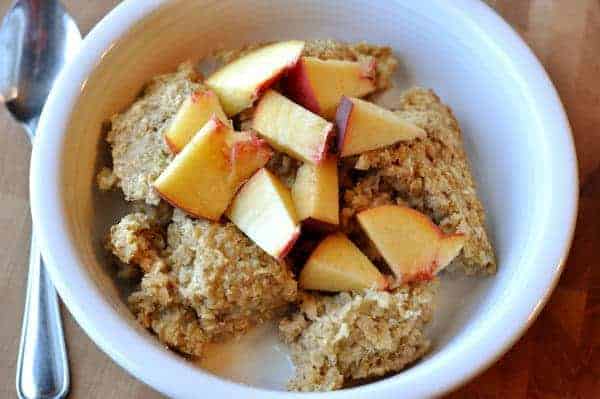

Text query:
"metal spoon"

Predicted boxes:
[[0, 1, 81, 398]]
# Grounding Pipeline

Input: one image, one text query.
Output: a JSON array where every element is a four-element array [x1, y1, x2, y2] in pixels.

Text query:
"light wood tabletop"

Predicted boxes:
[[1, 1, 598, 398]]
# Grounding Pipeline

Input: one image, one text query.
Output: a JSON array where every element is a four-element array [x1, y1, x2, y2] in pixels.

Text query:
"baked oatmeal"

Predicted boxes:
[[280, 283, 436, 391], [99, 39, 496, 391], [108, 212, 166, 273], [110, 208, 297, 356]]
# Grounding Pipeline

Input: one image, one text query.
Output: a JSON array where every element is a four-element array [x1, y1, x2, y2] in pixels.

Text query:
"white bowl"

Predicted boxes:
[[30, 0, 578, 397]]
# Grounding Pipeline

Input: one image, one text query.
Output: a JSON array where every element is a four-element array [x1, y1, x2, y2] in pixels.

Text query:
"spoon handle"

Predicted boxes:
[[16, 231, 69, 399]]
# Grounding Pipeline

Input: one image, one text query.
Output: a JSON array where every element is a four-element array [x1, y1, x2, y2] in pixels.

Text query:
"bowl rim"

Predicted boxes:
[[30, 0, 578, 397]]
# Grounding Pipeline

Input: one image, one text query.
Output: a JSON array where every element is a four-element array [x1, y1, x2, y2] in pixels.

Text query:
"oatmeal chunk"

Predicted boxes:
[[105, 63, 203, 204], [280, 283, 436, 391], [129, 269, 207, 357], [96, 167, 118, 190], [342, 88, 496, 275], [108, 212, 166, 273], [167, 209, 298, 340], [125, 209, 298, 357]]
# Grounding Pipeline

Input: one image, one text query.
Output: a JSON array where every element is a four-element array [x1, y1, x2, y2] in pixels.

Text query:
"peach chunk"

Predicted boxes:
[[205, 40, 305, 116], [357, 205, 465, 283], [299, 233, 387, 292], [291, 156, 339, 230], [253, 90, 334, 164], [336, 96, 426, 157], [226, 168, 301, 260]]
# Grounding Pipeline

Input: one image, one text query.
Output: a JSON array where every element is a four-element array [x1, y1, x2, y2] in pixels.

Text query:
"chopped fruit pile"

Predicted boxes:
[[154, 117, 271, 220], [152, 41, 463, 292]]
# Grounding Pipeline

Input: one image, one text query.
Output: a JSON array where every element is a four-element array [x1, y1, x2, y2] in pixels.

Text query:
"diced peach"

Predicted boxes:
[[226, 168, 300, 260], [292, 156, 339, 230], [336, 96, 426, 157], [357, 205, 465, 283], [299, 233, 387, 292], [252, 90, 334, 164], [205, 41, 305, 116]]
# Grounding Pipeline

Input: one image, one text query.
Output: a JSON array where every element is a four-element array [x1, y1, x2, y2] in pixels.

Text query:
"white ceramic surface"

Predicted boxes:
[[29, 0, 578, 398]]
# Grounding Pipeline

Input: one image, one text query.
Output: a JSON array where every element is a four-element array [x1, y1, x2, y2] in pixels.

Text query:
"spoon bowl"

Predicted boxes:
[[0, 0, 80, 135]]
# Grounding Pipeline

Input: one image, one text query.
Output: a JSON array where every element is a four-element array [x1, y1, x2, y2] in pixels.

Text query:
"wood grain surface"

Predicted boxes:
[[0, 1, 598, 398]]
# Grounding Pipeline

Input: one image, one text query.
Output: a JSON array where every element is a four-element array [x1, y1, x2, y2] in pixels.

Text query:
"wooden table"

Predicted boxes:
[[0, 1, 598, 397]]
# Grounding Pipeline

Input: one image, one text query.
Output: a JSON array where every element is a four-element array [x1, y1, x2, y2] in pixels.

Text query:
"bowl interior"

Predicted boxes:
[[50, 0, 567, 395]]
